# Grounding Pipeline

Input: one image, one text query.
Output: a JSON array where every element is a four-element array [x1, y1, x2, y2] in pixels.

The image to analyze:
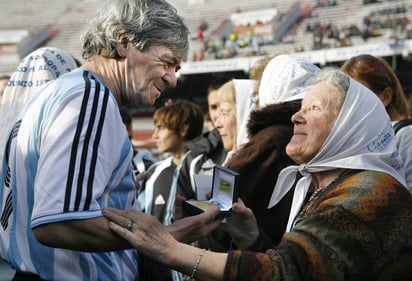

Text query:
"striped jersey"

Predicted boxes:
[[0, 68, 138, 280]]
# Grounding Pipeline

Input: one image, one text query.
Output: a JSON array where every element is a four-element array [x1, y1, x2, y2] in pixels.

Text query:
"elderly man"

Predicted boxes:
[[0, 0, 188, 280]]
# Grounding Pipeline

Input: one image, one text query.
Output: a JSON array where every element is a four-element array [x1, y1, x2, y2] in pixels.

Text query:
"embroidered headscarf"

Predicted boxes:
[[258, 54, 320, 107], [268, 70, 406, 232], [0, 47, 78, 170], [234, 79, 256, 147]]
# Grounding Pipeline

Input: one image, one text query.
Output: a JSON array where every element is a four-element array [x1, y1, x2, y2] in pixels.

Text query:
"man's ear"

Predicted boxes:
[[116, 36, 129, 58]]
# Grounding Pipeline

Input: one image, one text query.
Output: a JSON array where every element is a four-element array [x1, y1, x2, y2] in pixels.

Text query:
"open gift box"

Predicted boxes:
[[183, 165, 239, 218]]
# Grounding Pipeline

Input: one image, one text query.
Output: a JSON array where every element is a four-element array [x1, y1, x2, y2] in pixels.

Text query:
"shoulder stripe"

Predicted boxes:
[[63, 71, 90, 212], [73, 79, 101, 211], [64, 70, 111, 212], [64, 70, 92, 212], [84, 86, 109, 210]]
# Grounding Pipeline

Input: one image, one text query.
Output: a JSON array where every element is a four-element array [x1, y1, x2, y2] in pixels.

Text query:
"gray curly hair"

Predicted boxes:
[[80, 0, 189, 61]]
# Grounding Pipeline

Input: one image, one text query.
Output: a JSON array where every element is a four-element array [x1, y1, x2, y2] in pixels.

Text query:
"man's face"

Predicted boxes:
[[121, 44, 182, 106]]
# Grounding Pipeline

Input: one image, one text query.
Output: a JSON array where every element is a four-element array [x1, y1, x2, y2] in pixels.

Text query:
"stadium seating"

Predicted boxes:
[[0, 0, 411, 75]]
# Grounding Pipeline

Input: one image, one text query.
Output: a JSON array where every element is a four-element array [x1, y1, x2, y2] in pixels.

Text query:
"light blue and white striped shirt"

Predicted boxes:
[[0, 68, 138, 280]]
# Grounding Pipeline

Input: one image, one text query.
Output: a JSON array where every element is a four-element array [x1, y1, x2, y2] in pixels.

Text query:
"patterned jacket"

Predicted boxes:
[[224, 170, 412, 281]]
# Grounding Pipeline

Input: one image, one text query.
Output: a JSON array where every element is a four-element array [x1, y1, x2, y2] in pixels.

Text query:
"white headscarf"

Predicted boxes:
[[268, 75, 406, 232], [0, 47, 78, 169], [234, 79, 256, 147], [259, 54, 320, 107]]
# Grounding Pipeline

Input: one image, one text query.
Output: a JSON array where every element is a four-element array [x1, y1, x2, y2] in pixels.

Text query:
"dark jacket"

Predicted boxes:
[[227, 101, 301, 245]]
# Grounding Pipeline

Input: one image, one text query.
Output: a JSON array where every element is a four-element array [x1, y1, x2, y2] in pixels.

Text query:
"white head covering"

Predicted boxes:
[[0, 47, 78, 169], [234, 79, 256, 147], [268, 75, 406, 232], [258, 54, 320, 107]]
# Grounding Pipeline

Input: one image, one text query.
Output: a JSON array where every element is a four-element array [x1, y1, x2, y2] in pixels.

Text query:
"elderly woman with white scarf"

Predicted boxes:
[[103, 68, 412, 280], [215, 55, 320, 247], [213, 78, 257, 166]]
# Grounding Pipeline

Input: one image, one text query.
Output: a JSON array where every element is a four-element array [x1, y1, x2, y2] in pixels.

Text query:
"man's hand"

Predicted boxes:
[[103, 208, 178, 265], [169, 196, 222, 243]]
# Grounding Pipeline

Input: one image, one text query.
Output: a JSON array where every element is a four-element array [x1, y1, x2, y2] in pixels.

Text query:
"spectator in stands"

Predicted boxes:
[[0, 0, 189, 280], [0, 75, 10, 105], [119, 106, 157, 210], [197, 28, 204, 42], [141, 100, 204, 281], [341, 54, 412, 191], [104, 68, 412, 280]]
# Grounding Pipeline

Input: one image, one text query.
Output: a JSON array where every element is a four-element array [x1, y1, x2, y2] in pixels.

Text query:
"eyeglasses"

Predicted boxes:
[[350, 54, 393, 89]]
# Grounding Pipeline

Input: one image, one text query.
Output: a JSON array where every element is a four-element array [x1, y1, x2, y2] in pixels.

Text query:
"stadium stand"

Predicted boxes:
[[1, 0, 412, 75], [0, 0, 412, 153]]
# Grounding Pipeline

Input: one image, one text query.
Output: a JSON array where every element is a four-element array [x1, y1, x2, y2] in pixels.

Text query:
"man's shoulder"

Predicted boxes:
[[51, 68, 88, 94]]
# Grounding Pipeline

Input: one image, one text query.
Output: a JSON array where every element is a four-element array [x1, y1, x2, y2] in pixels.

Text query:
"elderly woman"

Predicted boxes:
[[212, 55, 320, 248], [103, 68, 412, 280], [214, 79, 256, 160]]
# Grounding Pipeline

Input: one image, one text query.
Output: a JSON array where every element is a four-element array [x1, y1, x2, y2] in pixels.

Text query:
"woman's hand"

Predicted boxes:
[[103, 207, 228, 279], [102, 208, 178, 266], [222, 198, 259, 249]]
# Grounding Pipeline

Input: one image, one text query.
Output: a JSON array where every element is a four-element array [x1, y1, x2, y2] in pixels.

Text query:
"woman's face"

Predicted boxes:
[[286, 81, 340, 164], [152, 124, 184, 154], [215, 101, 237, 151]]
